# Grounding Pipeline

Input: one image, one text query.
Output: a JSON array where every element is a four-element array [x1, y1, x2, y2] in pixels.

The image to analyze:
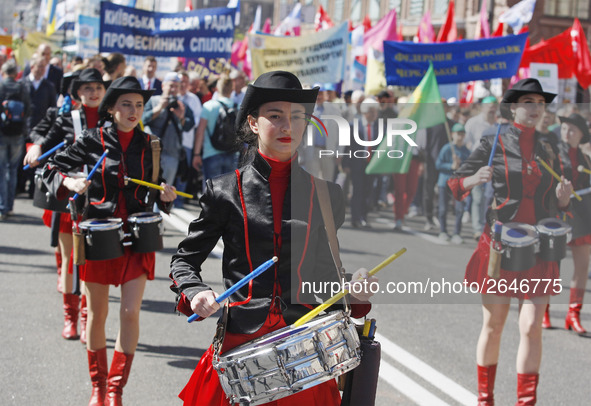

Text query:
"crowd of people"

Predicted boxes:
[[0, 43, 590, 406]]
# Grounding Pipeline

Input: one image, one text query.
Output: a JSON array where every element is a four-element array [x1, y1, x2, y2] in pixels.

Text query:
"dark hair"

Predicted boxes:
[[102, 53, 126, 75], [237, 109, 259, 166]]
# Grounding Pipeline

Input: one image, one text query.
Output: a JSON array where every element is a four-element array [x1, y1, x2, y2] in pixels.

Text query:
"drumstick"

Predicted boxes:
[[124, 176, 194, 199], [537, 158, 582, 201], [293, 248, 407, 328], [577, 165, 591, 175], [487, 124, 502, 167], [23, 140, 67, 170], [70, 149, 109, 203], [187, 256, 278, 323]]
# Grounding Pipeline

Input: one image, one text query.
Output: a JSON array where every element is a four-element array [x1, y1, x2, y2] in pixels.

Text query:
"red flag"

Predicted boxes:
[[314, 5, 334, 31], [492, 22, 504, 37], [571, 18, 591, 89], [362, 15, 372, 33], [520, 29, 575, 79], [436, 0, 457, 42], [184, 0, 193, 11], [363, 10, 399, 53], [348, 20, 354, 32]]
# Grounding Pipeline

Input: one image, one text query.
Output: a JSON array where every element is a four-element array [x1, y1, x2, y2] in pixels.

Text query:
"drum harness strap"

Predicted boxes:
[[315, 178, 351, 315]]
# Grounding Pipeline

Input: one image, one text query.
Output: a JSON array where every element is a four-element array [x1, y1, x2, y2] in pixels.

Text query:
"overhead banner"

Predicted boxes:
[[249, 23, 348, 84], [99, 2, 235, 59], [384, 33, 528, 86]]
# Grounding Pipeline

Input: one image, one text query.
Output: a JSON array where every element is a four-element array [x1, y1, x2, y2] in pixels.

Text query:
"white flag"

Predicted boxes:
[[499, 0, 536, 32]]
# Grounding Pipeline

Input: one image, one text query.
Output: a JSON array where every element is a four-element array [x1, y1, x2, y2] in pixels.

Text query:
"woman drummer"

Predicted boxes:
[[24, 68, 107, 343], [552, 113, 591, 334], [43, 76, 177, 406], [170, 70, 376, 406], [448, 78, 572, 405]]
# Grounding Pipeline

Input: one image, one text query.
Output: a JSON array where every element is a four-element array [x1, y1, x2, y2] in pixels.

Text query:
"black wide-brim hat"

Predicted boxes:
[[71, 68, 111, 101], [559, 113, 590, 144], [499, 78, 556, 120], [61, 70, 80, 96], [98, 76, 154, 119], [236, 71, 319, 131], [501, 78, 556, 105]]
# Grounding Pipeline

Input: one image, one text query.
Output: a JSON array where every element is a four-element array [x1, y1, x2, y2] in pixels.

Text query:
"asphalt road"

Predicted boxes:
[[1, 194, 590, 405]]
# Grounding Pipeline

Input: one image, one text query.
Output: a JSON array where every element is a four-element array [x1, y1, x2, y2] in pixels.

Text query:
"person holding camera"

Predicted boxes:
[[142, 72, 195, 186]]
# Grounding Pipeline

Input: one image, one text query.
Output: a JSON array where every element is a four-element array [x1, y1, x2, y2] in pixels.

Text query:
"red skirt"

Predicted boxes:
[[42, 210, 72, 234], [465, 230, 561, 299], [81, 247, 154, 286], [179, 311, 341, 406], [569, 234, 591, 246]]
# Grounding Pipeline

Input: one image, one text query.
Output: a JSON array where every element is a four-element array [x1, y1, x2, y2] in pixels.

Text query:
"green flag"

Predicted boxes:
[[366, 63, 446, 174]]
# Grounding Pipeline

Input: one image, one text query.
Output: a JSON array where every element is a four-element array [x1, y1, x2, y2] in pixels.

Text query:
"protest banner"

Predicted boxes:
[[384, 33, 528, 86], [99, 2, 235, 59], [184, 56, 231, 81], [249, 22, 348, 84]]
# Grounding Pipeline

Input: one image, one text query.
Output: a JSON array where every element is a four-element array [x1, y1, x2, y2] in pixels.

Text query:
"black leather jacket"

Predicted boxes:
[[37, 108, 89, 153], [43, 125, 171, 218], [170, 152, 352, 334], [557, 141, 590, 190], [454, 125, 565, 225]]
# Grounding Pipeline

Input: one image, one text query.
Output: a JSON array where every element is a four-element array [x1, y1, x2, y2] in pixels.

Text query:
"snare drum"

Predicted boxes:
[[127, 212, 163, 253], [501, 223, 539, 271], [78, 218, 124, 261], [536, 218, 572, 262], [214, 310, 361, 406], [33, 169, 68, 212]]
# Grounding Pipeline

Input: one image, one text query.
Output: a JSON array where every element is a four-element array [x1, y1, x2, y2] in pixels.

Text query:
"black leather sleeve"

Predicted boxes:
[[170, 179, 225, 302]]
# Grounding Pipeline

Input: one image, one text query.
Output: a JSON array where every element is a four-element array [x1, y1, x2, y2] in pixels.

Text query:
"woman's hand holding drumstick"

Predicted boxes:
[[190, 290, 220, 319], [63, 177, 91, 194], [348, 268, 379, 302], [462, 166, 493, 191], [159, 183, 177, 202]]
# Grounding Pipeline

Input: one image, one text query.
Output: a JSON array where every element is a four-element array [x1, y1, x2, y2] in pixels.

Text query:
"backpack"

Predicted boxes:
[[0, 82, 26, 136], [210, 101, 238, 152]]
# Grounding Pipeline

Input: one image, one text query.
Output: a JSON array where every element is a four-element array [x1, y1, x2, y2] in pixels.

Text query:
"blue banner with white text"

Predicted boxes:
[[99, 2, 235, 59], [384, 33, 528, 86]]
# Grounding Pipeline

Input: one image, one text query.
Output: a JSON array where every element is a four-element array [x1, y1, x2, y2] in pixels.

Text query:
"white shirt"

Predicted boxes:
[[28, 73, 42, 91]]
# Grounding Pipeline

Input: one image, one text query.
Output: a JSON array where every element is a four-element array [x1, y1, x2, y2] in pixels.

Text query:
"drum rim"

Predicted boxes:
[[501, 222, 539, 246], [536, 218, 572, 236], [79, 217, 123, 231], [127, 211, 163, 224]]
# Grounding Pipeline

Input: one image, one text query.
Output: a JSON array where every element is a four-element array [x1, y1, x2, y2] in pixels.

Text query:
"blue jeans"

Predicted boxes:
[[202, 152, 238, 189], [438, 186, 463, 235], [0, 135, 24, 214]]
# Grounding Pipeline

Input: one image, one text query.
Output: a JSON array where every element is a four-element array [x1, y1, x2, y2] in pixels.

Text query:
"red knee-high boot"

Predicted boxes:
[[105, 350, 134, 406], [88, 348, 108, 406], [56, 251, 63, 293], [79, 295, 88, 344], [477, 364, 497, 405], [516, 373, 539, 405], [565, 288, 586, 334], [542, 304, 551, 329], [61, 294, 79, 340]]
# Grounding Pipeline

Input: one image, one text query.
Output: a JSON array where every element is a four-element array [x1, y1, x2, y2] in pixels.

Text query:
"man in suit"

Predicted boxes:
[[342, 98, 380, 228], [23, 54, 56, 130], [140, 56, 162, 95], [18, 54, 57, 196], [23, 44, 62, 97]]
